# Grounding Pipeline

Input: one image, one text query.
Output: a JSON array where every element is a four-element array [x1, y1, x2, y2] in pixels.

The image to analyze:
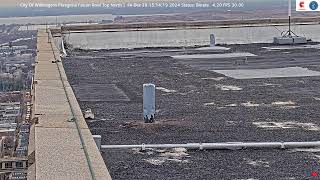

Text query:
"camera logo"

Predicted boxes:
[[309, 1, 319, 10], [297, 0, 320, 11], [299, 1, 306, 10]]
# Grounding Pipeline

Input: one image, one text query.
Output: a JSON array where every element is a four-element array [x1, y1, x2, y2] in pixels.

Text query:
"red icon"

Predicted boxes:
[[299, 1, 306, 10], [311, 171, 318, 177]]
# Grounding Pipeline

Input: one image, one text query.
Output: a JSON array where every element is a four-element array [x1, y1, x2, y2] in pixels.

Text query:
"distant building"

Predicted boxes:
[[114, 16, 124, 22], [0, 102, 21, 124], [0, 137, 4, 158], [20, 124, 29, 133], [0, 122, 18, 156], [101, 20, 114, 24], [15, 146, 27, 157], [0, 128, 16, 137], [10, 172, 27, 180], [0, 45, 29, 57]]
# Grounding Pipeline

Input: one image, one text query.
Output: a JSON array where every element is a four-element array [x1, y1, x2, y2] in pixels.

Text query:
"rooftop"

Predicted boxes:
[[63, 42, 320, 179], [29, 30, 111, 180]]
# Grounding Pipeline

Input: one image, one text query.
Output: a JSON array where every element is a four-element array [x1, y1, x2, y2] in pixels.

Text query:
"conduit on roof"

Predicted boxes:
[[101, 141, 320, 150]]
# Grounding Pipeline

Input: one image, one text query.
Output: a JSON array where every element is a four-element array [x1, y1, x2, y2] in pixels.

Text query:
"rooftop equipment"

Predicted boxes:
[[273, 0, 307, 45], [143, 84, 155, 123], [61, 40, 67, 57], [84, 108, 94, 119], [195, 34, 230, 51]]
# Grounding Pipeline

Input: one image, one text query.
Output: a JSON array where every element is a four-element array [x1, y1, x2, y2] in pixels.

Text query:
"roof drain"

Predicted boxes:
[[101, 141, 320, 150]]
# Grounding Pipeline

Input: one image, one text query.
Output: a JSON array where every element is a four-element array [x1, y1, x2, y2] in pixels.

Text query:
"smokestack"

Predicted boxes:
[[210, 34, 215, 47], [143, 84, 155, 123]]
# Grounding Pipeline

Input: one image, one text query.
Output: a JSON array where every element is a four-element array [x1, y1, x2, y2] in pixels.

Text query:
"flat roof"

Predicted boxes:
[[0, 129, 15, 132], [64, 42, 320, 179]]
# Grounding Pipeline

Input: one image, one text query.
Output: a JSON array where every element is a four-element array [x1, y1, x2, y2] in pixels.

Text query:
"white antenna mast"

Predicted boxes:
[[282, 0, 297, 37], [274, 0, 307, 44], [288, 0, 292, 37]]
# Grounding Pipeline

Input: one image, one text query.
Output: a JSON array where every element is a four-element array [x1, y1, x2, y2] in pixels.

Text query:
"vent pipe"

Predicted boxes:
[[210, 34, 215, 47], [61, 40, 67, 57], [143, 84, 155, 123], [93, 135, 102, 151]]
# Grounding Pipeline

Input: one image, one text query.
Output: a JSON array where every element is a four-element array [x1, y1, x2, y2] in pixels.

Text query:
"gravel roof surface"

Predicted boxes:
[[63, 43, 320, 180]]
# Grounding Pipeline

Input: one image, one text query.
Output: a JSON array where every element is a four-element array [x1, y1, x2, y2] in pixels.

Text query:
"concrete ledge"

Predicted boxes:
[[273, 36, 307, 45], [29, 29, 112, 180]]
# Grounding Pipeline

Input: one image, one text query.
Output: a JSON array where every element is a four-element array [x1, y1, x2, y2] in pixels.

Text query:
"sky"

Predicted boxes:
[[2, 0, 194, 6], [0, 0, 281, 7], [0, 0, 288, 17]]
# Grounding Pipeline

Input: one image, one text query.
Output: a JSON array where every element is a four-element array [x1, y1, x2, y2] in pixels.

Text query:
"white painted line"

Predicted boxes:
[[262, 44, 320, 50], [213, 67, 320, 79], [172, 52, 256, 60], [195, 46, 230, 51]]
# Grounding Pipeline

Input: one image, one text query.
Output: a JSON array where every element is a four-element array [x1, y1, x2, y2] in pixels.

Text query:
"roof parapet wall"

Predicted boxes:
[[28, 29, 111, 180]]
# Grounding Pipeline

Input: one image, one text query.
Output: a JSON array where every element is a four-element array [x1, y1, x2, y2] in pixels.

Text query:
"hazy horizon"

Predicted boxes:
[[0, 0, 294, 18], [0, 0, 285, 6]]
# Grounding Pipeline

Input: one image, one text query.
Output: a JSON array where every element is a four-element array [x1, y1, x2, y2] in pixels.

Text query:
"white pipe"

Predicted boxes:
[[61, 40, 67, 57], [288, 0, 291, 17], [101, 141, 320, 150]]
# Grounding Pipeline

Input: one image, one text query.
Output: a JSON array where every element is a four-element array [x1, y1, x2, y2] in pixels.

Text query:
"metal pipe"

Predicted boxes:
[[101, 141, 320, 150], [288, 0, 292, 36]]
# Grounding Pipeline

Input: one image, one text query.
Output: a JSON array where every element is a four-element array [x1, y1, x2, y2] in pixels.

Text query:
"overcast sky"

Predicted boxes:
[[0, 0, 287, 18], [0, 0, 280, 6], [2, 0, 199, 6]]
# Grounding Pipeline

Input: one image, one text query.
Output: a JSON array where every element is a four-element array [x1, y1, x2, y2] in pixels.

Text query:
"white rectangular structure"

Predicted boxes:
[[273, 37, 293, 44], [210, 34, 215, 47], [172, 52, 256, 60], [213, 67, 320, 79], [273, 37, 307, 45], [293, 36, 308, 44], [289, 0, 292, 16], [143, 84, 155, 123]]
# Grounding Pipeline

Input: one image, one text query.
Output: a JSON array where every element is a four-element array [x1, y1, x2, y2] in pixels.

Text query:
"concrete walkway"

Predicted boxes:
[[28, 29, 111, 180]]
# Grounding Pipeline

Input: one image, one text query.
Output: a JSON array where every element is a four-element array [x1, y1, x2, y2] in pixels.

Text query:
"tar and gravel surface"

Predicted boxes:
[[63, 42, 320, 179]]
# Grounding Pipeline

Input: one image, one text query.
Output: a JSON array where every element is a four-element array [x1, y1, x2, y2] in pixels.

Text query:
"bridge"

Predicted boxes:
[[27, 29, 111, 180]]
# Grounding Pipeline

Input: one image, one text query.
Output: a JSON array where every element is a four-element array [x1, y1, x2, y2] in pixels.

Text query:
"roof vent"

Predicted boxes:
[[93, 135, 102, 151], [143, 84, 155, 123]]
